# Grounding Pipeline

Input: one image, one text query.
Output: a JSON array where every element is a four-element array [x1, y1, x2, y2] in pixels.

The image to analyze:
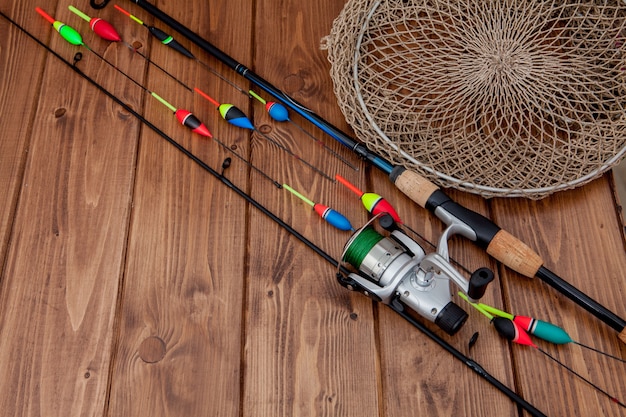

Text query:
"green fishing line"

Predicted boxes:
[[343, 227, 383, 268]]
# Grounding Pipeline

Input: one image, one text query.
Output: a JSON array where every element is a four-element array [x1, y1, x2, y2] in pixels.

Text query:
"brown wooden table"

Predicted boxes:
[[1, 1, 625, 416]]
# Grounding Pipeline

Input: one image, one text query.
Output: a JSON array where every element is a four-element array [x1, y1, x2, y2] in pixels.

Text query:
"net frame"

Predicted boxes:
[[323, 0, 626, 198]]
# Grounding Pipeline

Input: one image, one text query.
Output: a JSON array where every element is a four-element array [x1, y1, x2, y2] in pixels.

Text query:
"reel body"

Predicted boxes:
[[338, 215, 494, 335]]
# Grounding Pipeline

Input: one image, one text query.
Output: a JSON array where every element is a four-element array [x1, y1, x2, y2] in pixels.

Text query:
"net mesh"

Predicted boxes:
[[322, 0, 626, 198]]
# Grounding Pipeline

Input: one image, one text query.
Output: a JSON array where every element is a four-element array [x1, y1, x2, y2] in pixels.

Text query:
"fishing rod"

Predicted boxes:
[[112, 3, 359, 171], [63, 5, 338, 184], [1, 10, 547, 415], [100, 0, 626, 343]]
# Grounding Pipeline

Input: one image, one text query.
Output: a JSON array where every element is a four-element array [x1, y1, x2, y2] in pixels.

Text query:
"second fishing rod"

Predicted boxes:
[[94, 0, 626, 343]]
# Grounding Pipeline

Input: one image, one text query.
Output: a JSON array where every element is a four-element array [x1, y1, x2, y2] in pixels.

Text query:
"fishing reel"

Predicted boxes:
[[337, 214, 495, 335]]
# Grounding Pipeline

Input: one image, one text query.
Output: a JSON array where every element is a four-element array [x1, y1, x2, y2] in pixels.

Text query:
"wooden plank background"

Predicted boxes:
[[0, 0, 625, 416]]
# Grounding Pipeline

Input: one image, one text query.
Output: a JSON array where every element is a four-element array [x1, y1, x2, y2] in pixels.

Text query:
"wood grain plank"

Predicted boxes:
[[0, 3, 47, 284], [0, 2, 145, 416], [242, 1, 380, 416], [490, 176, 626, 416], [2, 0, 625, 416], [106, 1, 253, 416]]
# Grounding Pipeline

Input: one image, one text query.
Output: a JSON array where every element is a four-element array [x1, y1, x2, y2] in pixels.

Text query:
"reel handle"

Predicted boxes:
[[467, 267, 495, 301]]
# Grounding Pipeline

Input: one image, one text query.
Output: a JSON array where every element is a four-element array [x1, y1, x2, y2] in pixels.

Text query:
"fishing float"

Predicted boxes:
[[35, 6, 84, 45], [113, 3, 194, 58], [335, 174, 401, 223], [472, 300, 626, 363], [193, 87, 335, 182], [148, 93, 211, 137], [67, 4, 121, 41], [127, 0, 626, 343], [282, 184, 354, 232], [459, 293, 626, 408], [68, 5, 193, 92], [36, 6, 210, 137]]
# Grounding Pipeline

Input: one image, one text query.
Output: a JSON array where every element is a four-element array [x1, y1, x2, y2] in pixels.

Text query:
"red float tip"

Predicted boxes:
[[493, 317, 537, 347], [335, 174, 364, 197], [113, 4, 132, 17], [314, 204, 329, 218], [512, 321, 536, 347], [512, 315, 534, 333], [35, 7, 56, 24], [194, 87, 220, 107]]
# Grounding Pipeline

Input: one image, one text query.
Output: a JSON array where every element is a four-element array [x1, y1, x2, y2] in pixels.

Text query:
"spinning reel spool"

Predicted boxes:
[[337, 214, 494, 335]]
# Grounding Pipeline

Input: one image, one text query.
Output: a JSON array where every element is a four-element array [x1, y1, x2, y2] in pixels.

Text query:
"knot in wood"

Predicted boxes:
[[138, 336, 166, 363]]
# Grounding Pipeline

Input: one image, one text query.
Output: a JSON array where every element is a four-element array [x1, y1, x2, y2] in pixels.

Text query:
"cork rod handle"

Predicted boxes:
[[391, 168, 543, 277]]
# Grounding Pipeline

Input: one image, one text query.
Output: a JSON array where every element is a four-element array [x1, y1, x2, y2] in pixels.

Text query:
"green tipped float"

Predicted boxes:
[[36, 7, 84, 46]]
